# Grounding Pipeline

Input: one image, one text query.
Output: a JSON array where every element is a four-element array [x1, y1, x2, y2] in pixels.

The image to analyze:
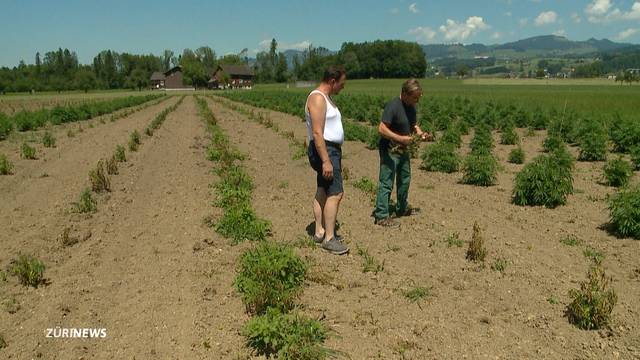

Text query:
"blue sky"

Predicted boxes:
[[1, 0, 639, 66]]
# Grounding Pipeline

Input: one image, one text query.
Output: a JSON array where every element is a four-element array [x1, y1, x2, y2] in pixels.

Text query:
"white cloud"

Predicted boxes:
[[623, 2, 640, 20], [585, 0, 612, 15], [492, 32, 503, 40], [409, 3, 419, 14], [439, 16, 489, 42], [615, 28, 639, 40], [504, 11, 512, 17], [390, 8, 399, 15], [409, 26, 437, 42], [519, 18, 529, 26], [571, 12, 582, 23], [534, 11, 558, 26], [553, 29, 567, 36], [257, 39, 312, 52], [585, 0, 640, 23]]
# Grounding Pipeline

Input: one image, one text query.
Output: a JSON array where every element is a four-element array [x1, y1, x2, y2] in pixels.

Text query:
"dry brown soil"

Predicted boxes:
[[0, 94, 638, 359]]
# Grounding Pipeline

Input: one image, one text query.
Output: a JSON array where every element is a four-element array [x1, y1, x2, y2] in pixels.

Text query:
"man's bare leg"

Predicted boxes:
[[313, 188, 327, 238], [323, 192, 343, 241]]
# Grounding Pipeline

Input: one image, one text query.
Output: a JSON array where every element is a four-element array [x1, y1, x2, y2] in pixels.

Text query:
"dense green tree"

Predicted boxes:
[[73, 68, 97, 92], [124, 68, 149, 90]]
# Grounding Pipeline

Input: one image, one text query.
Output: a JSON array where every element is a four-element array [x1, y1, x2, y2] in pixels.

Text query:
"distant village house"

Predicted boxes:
[[150, 66, 194, 90], [208, 64, 254, 89]]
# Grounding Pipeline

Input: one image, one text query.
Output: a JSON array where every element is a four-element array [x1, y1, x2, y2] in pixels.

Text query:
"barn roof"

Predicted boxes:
[[150, 72, 165, 81], [218, 65, 254, 76]]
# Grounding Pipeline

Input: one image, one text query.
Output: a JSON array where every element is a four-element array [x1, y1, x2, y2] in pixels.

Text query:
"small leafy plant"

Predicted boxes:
[[512, 154, 573, 208], [215, 205, 271, 244], [500, 124, 519, 145], [462, 154, 498, 186], [114, 145, 126, 162], [242, 307, 330, 359], [583, 247, 605, 264], [543, 133, 563, 153], [89, 159, 111, 193], [106, 156, 118, 175], [234, 241, 306, 315], [603, 158, 632, 187], [469, 124, 494, 155], [578, 119, 608, 161], [508, 147, 525, 164], [42, 131, 56, 148], [21, 142, 37, 159], [352, 177, 377, 199], [0, 154, 13, 175], [446, 232, 463, 247], [491, 258, 508, 272], [10, 255, 45, 288], [128, 130, 141, 151], [566, 265, 617, 330], [608, 185, 640, 239], [466, 222, 486, 263], [421, 142, 460, 173], [74, 188, 97, 213], [630, 145, 640, 170], [402, 285, 431, 304], [357, 246, 385, 274], [560, 235, 580, 246]]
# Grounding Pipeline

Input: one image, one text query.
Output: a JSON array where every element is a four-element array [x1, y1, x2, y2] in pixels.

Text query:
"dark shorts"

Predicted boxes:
[[308, 141, 343, 196]]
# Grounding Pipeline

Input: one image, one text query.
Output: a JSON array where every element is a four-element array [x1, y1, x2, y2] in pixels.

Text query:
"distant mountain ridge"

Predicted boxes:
[[420, 35, 638, 59]]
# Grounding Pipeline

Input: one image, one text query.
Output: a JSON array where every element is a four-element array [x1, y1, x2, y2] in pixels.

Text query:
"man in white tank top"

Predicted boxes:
[[305, 66, 349, 255]]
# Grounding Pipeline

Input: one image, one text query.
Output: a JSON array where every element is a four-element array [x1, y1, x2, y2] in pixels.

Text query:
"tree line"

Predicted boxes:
[[574, 49, 640, 78], [0, 40, 428, 93], [254, 39, 427, 82], [0, 47, 248, 93]]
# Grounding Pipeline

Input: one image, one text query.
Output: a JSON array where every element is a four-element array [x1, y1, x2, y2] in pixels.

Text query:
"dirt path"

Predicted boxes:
[[0, 96, 248, 358], [208, 95, 640, 359]]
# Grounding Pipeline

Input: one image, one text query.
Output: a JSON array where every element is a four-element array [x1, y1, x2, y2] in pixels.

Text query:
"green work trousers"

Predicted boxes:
[[374, 149, 411, 219]]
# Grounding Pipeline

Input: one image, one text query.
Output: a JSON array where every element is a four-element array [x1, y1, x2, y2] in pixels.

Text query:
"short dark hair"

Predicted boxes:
[[322, 65, 346, 83]]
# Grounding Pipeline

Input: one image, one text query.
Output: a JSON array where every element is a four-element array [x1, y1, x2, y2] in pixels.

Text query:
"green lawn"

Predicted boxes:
[[255, 78, 639, 119]]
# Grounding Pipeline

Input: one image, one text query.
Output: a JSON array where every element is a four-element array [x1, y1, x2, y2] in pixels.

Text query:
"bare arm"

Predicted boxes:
[[308, 93, 330, 162], [378, 122, 412, 145], [308, 93, 334, 179]]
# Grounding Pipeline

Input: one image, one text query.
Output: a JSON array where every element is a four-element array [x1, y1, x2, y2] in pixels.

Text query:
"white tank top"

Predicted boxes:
[[305, 90, 344, 144]]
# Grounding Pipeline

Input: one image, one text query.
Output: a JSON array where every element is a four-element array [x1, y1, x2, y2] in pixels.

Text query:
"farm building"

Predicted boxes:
[[149, 66, 194, 90], [150, 72, 165, 89], [208, 64, 254, 89]]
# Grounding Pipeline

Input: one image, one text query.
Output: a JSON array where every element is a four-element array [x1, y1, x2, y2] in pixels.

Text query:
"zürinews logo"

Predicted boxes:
[[45, 328, 107, 338]]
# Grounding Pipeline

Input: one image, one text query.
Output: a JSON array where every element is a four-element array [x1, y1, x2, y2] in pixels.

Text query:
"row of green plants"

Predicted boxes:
[[74, 97, 184, 214], [0, 95, 173, 175], [218, 90, 640, 168], [211, 97, 308, 160], [196, 97, 331, 358], [235, 241, 333, 359], [196, 96, 270, 244], [222, 91, 640, 229], [0, 94, 165, 139], [219, 91, 639, 240], [0, 96, 183, 349], [214, 92, 380, 148], [420, 120, 640, 240], [145, 95, 185, 136]]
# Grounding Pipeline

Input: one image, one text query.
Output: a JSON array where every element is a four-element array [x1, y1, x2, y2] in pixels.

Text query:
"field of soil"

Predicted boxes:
[[0, 94, 639, 359], [0, 91, 164, 116]]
